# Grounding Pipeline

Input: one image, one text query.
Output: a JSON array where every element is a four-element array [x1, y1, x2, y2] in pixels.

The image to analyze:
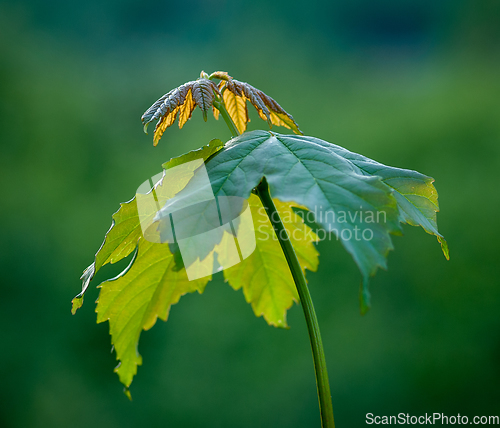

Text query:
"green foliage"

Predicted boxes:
[[223, 195, 319, 328], [73, 72, 446, 399], [197, 130, 447, 311], [72, 137, 320, 389], [71, 138, 225, 313]]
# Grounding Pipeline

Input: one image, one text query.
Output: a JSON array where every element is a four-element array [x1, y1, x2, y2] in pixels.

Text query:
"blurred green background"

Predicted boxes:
[[1, 0, 499, 426]]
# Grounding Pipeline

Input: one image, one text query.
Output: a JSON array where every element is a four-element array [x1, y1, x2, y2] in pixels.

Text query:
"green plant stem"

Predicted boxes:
[[215, 93, 334, 426], [213, 98, 239, 138], [256, 178, 335, 428]]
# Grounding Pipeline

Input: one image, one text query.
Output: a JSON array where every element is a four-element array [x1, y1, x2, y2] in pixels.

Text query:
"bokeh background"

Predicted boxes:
[[1, 0, 499, 426]]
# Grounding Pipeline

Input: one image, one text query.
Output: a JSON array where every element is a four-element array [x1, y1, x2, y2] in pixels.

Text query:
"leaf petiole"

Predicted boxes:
[[213, 97, 240, 138], [255, 178, 335, 428]]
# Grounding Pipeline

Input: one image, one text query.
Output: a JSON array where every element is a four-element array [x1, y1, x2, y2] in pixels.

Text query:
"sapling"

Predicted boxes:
[[73, 70, 448, 428]]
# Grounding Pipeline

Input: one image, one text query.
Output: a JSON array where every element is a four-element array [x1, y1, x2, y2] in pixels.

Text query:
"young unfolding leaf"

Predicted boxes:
[[141, 71, 302, 146], [223, 79, 302, 135], [141, 75, 221, 146], [208, 71, 232, 81], [222, 87, 249, 135]]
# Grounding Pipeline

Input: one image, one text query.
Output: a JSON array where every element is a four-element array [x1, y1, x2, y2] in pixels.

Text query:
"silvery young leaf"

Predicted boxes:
[[141, 76, 221, 146]]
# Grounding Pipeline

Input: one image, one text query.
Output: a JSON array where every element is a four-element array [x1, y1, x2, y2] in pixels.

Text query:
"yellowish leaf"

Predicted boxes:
[[224, 79, 302, 134], [212, 105, 220, 120], [221, 194, 318, 327], [96, 240, 211, 387], [142, 71, 301, 144], [223, 89, 249, 134], [178, 89, 195, 129], [153, 106, 179, 146]]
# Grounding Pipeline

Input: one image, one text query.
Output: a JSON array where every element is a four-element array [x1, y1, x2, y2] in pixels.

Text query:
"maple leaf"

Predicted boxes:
[[155, 130, 447, 312], [72, 144, 319, 387]]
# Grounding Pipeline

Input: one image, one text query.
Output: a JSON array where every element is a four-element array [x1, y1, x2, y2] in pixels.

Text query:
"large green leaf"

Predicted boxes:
[[157, 130, 445, 311], [289, 134, 449, 259], [159, 132, 397, 295]]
